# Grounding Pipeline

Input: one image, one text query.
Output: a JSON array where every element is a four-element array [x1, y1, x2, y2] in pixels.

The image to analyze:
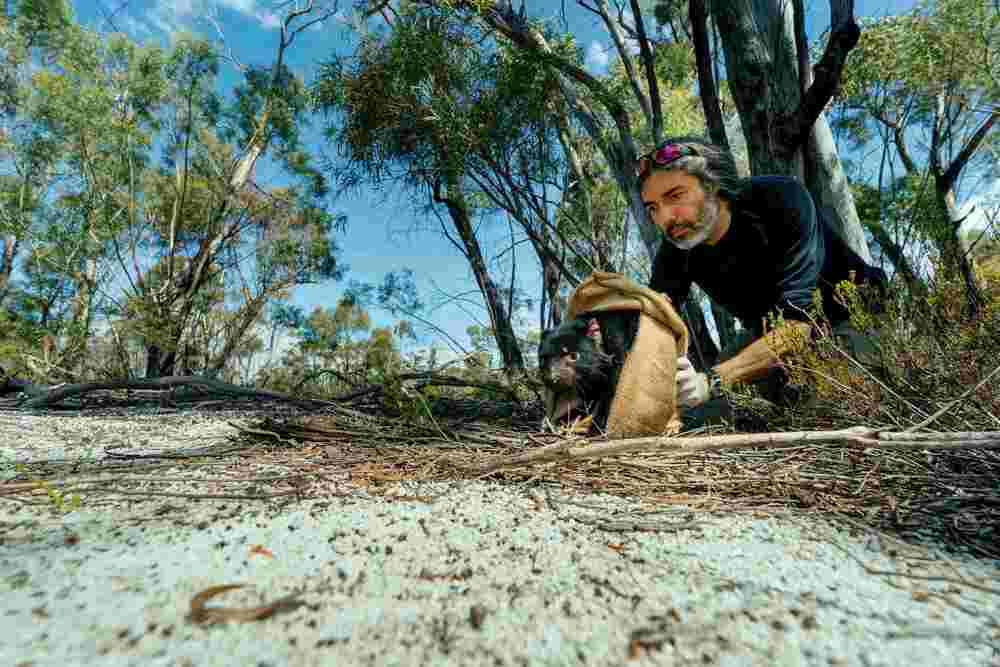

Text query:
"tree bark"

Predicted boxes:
[[689, 0, 729, 151], [710, 0, 871, 261], [64, 255, 99, 375], [0, 236, 17, 306], [207, 292, 270, 377], [712, 0, 803, 177], [683, 300, 719, 371], [807, 117, 874, 263], [433, 179, 525, 373], [937, 185, 985, 317]]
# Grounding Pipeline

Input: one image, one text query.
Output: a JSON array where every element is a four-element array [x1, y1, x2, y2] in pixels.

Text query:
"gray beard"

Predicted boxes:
[[663, 193, 721, 251]]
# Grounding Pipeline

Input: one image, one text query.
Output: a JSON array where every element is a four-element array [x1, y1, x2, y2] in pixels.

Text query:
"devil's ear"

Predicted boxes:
[[585, 318, 604, 349]]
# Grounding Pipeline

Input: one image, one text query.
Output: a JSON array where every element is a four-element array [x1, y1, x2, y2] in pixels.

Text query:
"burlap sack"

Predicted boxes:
[[564, 271, 689, 438]]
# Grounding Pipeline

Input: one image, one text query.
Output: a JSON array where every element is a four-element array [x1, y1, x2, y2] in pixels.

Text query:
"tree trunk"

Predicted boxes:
[[145, 344, 164, 379], [711, 0, 870, 260], [145, 342, 179, 378], [683, 299, 720, 371], [0, 236, 17, 307], [806, 117, 874, 263], [713, 0, 803, 178], [937, 184, 985, 318], [63, 257, 99, 375], [709, 299, 738, 354], [207, 294, 270, 378], [533, 232, 564, 331], [690, 0, 729, 151], [434, 180, 525, 373]]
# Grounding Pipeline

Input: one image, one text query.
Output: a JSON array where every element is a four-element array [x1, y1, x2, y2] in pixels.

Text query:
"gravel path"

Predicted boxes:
[[2, 412, 999, 666]]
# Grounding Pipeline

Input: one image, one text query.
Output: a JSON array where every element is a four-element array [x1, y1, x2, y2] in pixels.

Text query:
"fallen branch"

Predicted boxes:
[[17, 375, 332, 409], [463, 426, 1000, 473]]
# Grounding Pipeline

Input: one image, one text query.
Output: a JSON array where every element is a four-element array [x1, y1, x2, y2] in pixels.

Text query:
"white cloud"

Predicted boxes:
[[146, 0, 203, 40], [585, 41, 610, 71], [257, 11, 281, 30], [144, 0, 279, 39]]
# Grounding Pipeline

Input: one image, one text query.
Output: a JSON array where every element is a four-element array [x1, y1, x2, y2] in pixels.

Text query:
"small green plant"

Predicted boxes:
[[14, 465, 82, 512], [382, 377, 440, 424], [764, 268, 1000, 432]]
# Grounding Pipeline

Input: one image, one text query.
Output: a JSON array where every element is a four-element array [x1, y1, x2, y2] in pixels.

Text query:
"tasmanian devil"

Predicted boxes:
[[538, 311, 639, 430]]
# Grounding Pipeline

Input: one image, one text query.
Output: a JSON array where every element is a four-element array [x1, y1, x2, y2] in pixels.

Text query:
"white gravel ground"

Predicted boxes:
[[2, 412, 999, 666]]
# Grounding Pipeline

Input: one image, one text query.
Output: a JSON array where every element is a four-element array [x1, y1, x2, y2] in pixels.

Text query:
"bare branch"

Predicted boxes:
[[588, 0, 653, 134], [206, 13, 247, 73], [628, 0, 663, 141], [689, 0, 727, 149], [941, 109, 999, 191], [782, 0, 861, 151], [18, 375, 332, 409]]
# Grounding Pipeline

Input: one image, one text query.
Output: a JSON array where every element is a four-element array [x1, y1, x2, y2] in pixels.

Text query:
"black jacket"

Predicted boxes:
[[649, 176, 886, 336]]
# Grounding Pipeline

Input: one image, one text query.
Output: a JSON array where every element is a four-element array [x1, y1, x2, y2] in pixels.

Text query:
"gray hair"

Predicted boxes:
[[637, 136, 743, 201]]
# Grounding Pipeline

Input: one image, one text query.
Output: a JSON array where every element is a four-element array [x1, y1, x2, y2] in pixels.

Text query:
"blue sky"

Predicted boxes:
[[70, 0, 926, 361]]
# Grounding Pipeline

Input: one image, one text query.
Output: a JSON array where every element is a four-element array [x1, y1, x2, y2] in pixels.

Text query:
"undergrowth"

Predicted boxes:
[[752, 267, 1000, 434]]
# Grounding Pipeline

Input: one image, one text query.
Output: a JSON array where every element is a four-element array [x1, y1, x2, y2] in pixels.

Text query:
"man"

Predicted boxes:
[[638, 136, 886, 413]]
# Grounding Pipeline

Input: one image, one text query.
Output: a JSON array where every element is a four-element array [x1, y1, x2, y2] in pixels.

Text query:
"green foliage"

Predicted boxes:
[[313, 6, 563, 195], [9, 0, 74, 52], [14, 465, 82, 512], [0, 9, 343, 380], [834, 0, 998, 200], [763, 268, 1000, 432], [260, 295, 410, 398], [381, 377, 441, 424], [831, 0, 996, 310]]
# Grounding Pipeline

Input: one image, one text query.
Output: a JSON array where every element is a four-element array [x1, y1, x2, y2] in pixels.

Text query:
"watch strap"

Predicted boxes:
[[707, 370, 724, 399]]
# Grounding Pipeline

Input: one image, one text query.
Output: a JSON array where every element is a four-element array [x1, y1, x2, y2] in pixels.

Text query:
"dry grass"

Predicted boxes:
[[232, 390, 1000, 560], [6, 278, 998, 561], [231, 280, 1000, 559]]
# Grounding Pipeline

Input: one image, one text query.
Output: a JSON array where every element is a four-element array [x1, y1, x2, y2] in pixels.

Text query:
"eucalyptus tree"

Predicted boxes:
[[313, 7, 579, 371], [2, 15, 155, 368], [832, 0, 999, 316], [0, 0, 75, 312], [2, 3, 344, 379], [683, 0, 870, 262], [129, 10, 344, 378], [350, 0, 867, 375], [362, 0, 866, 256]]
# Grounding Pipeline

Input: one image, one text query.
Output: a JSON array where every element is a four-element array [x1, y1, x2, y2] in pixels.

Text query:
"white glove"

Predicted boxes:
[[676, 356, 710, 408]]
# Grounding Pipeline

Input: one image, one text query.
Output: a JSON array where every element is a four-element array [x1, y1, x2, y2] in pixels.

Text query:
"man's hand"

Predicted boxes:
[[676, 356, 710, 408]]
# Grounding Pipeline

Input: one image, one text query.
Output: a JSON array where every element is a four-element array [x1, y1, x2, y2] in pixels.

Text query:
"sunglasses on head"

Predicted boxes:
[[636, 143, 697, 178]]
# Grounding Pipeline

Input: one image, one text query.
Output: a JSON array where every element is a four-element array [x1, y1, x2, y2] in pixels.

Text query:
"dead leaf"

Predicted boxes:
[[187, 584, 303, 626], [249, 545, 273, 559]]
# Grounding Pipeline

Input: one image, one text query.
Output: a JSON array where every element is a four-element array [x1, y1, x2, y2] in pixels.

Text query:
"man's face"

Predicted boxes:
[[640, 169, 721, 250]]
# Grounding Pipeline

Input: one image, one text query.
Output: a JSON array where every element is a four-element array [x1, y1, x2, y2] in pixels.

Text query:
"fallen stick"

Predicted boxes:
[[18, 375, 329, 409], [463, 426, 1000, 473]]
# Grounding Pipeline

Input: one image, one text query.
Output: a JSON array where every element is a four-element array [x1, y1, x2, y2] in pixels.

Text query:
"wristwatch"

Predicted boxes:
[[706, 370, 724, 400]]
